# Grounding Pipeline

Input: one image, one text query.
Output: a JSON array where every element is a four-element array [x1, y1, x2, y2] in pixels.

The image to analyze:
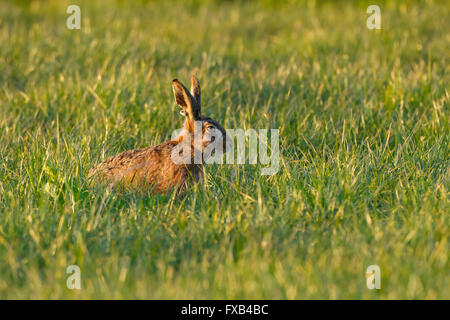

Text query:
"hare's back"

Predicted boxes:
[[88, 142, 176, 181]]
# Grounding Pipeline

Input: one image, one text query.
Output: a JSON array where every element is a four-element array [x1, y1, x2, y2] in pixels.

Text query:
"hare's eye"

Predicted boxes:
[[206, 125, 216, 132]]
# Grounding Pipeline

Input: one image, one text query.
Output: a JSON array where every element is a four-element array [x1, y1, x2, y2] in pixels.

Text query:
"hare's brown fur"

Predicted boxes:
[[88, 76, 226, 194]]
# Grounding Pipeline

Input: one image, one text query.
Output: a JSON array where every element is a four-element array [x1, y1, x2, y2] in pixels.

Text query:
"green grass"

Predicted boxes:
[[0, 0, 449, 299]]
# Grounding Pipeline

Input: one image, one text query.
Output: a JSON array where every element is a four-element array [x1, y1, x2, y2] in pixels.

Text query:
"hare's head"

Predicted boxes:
[[172, 76, 228, 158]]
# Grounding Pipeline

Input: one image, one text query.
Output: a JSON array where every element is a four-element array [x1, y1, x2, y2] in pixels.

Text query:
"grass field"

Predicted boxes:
[[0, 0, 449, 299]]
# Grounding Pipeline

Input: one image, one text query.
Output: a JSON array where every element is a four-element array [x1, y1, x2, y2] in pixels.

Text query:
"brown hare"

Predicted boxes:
[[88, 76, 227, 194]]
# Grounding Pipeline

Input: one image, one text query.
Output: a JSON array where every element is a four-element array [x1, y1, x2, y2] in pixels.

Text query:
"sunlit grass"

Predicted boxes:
[[0, 0, 449, 299]]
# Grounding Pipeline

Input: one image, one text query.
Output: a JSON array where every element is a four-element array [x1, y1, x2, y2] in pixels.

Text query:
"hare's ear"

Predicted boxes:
[[190, 76, 201, 112], [172, 79, 200, 123]]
